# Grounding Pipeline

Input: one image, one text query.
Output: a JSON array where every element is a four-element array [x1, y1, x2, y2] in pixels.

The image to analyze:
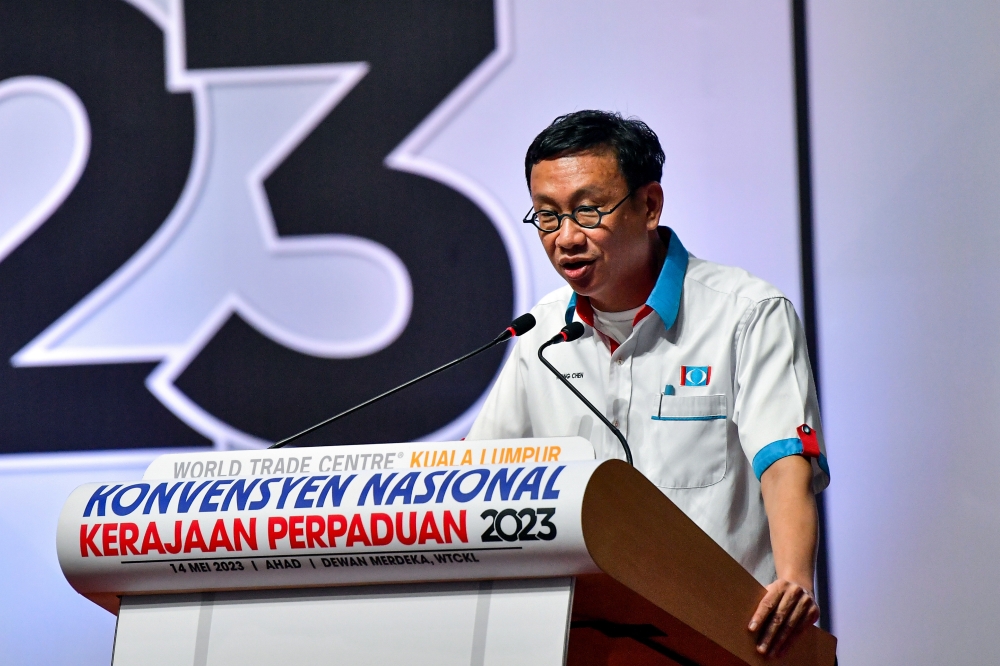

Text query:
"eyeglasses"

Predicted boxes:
[[523, 191, 633, 233]]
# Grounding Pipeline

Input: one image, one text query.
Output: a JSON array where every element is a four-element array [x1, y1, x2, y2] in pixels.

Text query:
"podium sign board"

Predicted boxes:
[[56, 438, 836, 665]]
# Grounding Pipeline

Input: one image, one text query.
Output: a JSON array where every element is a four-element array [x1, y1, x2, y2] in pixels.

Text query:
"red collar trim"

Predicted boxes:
[[576, 299, 653, 354], [633, 304, 654, 326], [574, 296, 595, 327], [575, 298, 654, 330]]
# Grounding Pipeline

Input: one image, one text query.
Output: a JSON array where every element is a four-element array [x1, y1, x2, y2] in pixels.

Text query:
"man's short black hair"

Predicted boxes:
[[524, 110, 665, 192]]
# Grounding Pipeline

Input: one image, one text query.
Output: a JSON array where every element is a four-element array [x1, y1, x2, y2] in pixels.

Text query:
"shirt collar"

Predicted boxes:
[[564, 227, 688, 331]]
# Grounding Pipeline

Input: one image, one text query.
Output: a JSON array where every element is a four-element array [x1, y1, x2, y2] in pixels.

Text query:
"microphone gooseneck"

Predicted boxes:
[[537, 322, 634, 466], [270, 313, 537, 449]]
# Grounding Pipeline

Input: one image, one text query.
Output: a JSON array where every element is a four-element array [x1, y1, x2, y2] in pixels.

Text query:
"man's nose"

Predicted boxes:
[[554, 217, 587, 249]]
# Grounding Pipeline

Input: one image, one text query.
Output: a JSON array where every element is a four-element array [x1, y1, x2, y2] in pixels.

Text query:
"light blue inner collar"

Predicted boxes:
[[647, 227, 688, 331]]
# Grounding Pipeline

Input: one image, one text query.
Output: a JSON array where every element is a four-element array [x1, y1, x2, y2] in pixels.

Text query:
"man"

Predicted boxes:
[[467, 111, 830, 657]]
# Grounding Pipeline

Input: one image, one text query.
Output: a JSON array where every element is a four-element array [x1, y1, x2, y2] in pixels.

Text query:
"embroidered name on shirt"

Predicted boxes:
[[561, 372, 584, 380], [680, 365, 711, 386]]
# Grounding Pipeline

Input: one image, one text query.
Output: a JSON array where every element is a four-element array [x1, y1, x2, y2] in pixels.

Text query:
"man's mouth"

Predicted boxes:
[[560, 259, 595, 280]]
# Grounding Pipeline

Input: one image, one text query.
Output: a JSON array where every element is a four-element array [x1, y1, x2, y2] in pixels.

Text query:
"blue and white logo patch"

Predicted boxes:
[[680, 365, 711, 386]]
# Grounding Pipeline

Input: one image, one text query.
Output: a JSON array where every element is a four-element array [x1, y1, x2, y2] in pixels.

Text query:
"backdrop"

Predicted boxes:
[[0, 1, 805, 662], [810, 1, 1000, 663]]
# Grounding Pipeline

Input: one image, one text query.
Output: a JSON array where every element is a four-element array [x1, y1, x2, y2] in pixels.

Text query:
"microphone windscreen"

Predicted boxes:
[[563, 321, 585, 341], [508, 313, 536, 336]]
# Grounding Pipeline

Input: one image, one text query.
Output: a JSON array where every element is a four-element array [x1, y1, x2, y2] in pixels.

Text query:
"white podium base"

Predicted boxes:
[[112, 578, 574, 666]]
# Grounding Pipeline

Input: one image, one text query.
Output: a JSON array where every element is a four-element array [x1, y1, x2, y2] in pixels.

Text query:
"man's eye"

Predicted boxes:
[[537, 211, 558, 219], [575, 207, 601, 225]]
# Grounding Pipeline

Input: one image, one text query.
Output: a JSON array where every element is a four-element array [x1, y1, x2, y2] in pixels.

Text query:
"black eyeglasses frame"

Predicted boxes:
[[522, 191, 633, 233]]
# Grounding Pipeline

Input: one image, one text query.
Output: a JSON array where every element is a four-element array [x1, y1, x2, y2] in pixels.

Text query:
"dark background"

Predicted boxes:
[[0, 0, 514, 452]]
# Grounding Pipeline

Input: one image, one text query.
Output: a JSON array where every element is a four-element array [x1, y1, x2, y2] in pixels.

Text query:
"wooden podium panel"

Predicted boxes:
[[570, 574, 742, 666], [571, 461, 836, 666]]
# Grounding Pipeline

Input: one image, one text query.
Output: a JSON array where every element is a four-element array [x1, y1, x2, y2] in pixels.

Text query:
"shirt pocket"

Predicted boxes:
[[644, 394, 727, 489]]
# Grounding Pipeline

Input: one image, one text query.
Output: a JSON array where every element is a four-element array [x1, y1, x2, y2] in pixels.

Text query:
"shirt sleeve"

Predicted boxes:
[[733, 297, 830, 493], [466, 337, 533, 440]]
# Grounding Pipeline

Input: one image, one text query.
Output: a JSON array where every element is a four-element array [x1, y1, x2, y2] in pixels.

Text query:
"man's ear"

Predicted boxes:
[[641, 181, 664, 230]]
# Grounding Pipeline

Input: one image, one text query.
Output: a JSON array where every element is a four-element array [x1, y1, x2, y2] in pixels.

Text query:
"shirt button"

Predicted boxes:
[[613, 420, 619, 427], [616, 359, 624, 366]]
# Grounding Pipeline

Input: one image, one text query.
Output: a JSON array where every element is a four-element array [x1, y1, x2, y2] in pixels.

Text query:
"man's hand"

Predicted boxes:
[[748, 578, 820, 657], [754, 454, 820, 658]]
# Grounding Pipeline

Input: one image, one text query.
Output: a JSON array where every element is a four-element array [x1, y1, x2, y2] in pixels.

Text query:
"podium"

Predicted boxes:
[[57, 438, 836, 665]]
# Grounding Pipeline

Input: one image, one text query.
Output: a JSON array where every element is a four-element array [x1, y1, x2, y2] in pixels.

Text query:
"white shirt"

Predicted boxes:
[[592, 305, 643, 344], [467, 228, 829, 584]]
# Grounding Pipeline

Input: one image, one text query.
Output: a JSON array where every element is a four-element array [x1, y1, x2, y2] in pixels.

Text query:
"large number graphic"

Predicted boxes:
[[0, 0, 526, 452]]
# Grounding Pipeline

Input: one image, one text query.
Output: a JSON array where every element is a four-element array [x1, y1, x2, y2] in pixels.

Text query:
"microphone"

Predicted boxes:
[[270, 313, 536, 449], [537, 322, 634, 466]]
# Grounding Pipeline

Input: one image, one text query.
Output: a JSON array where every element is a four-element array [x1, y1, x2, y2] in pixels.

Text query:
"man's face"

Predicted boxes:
[[529, 149, 661, 310]]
